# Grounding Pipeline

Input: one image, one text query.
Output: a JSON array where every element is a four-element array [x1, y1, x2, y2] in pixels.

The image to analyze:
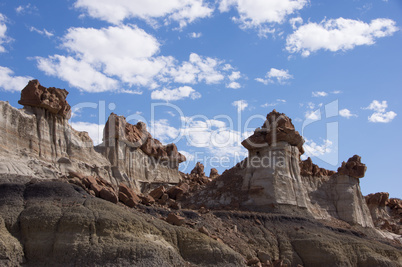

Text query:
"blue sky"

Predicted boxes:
[[0, 0, 401, 197]]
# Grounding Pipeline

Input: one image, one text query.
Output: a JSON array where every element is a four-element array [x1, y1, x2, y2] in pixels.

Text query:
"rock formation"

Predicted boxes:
[[186, 110, 374, 228], [96, 113, 185, 191], [366, 192, 402, 235], [1, 82, 401, 266], [0, 80, 186, 193]]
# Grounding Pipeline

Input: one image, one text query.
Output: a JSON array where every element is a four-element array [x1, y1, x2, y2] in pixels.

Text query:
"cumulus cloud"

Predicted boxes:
[[256, 68, 293, 85], [151, 86, 201, 101], [0, 14, 11, 53], [226, 82, 241, 89], [0, 66, 33, 92], [15, 4, 38, 15], [74, 0, 213, 27], [312, 91, 327, 97], [36, 25, 240, 93], [168, 53, 228, 84], [364, 100, 397, 123], [70, 121, 104, 145], [219, 0, 308, 36], [303, 139, 333, 158], [286, 18, 398, 57], [232, 100, 248, 112], [339, 108, 357, 119]]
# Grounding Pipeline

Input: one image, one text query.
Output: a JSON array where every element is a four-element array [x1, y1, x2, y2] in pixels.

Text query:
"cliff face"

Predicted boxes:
[[186, 110, 374, 228], [96, 113, 185, 191], [0, 80, 185, 192]]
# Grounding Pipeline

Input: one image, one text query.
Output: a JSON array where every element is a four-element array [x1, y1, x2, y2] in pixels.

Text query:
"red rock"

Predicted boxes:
[[157, 193, 169, 205], [365, 192, 389, 207], [167, 186, 185, 200], [149, 186, 165, 200], [166, 213, 186, 226], [242, 110, 304, 154], [118, 183, 140, 206], [99, 187, 118, 203], [139, 195, 155, 205], [300, 157, 336, 177], [18, 80, 71, 119], [337, 155, 367, 178]]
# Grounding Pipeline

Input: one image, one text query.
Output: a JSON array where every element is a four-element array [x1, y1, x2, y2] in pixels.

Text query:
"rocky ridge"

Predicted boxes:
[[0, 81, 401, 266]]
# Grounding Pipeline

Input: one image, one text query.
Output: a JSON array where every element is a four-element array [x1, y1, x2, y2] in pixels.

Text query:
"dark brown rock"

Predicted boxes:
[[337, 155, 367, 178], [300, 157, 336, 177], [166, 213, 186, 226], [18, 79, 71, 119], [167, 186, 185, 200], [149, 186, 165, 200], [191, 162, 205, 177], [209, 168, 219, 179], [118, 183, 140, 207], [99, 188, 118, 204], [365, 192, 389, 207], [242, 110, 304, 154]]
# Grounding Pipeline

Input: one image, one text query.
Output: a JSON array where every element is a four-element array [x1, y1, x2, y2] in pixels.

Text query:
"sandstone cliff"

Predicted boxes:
[[185, 110, 374, 228], [0, 80, 185, 192]]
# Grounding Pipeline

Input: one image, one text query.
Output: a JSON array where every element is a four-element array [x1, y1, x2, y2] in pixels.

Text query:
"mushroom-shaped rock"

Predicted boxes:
[[18, 79, 71, 119], [242, 109, 304, 154], [337, 155, 367, 178]]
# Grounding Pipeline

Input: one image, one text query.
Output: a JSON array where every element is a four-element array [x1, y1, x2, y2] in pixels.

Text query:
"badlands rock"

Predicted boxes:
[[0, 80, 187, 195], [96, 113, 185, 190], [242, 109, 304, 154], [209, 168, 219, 179], [18, 79, 71, 119], [185, 110, 374, 228], [337, 154, 367, 178]]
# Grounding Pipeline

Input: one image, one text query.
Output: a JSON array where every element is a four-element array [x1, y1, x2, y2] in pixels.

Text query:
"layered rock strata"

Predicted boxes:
[[0, 80, 186, 193], [186, 110, 374, 227]]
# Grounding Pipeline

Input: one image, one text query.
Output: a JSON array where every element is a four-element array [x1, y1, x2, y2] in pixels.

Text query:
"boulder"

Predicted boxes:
[[149, 186, 166, 200], [166, 213, 186, 226], [18, 79, 71, 119], [337, 155, 367, 178], [242, 109, 304, 154], [191, 162, 205, 177], [118, 183, 140, 207]]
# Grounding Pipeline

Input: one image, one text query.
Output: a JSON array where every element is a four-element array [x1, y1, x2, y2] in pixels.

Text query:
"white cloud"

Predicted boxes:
[[74, 0, 213, 27], [303, 139, 333, 158], [0, 66, 33, 92], [339, 108, 357, 119], [229, 71, 241, 81], [226, 82, 241, 89], [368, 111, 397, 123], [261, 99, 286, 107], [70, 121, 104, 145], [232, 100, 248, 112], [0, 14, 11, 53], [29, 27, 54, 37], [189, 32, 202, 38], [219, 0, 308, 35], [364, 100, 397, 123], [332, 90, 342, 94], [36, 25, 239, 93], [37, 55, 119, 92], [256, 68, 293, 85], [15, 4, 38, 15], [305, 109, 320, 120], [179, 150, 194, 161], [312, 91, 327, 97], [167, 53, 238, 85], [150, 119, 181, 143], [286, 18, 398, 57], [289, 16, 303, 30], [151, 86, 201, 101]]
